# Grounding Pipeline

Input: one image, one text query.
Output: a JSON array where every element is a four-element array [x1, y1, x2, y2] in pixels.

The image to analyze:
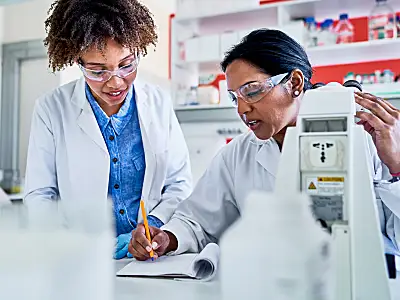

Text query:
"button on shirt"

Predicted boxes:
[[85, 84, 164, 236]]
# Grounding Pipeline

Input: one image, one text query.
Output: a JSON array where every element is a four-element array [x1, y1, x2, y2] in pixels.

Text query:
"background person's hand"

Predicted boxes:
[[355, 92, 400, 174], [114, 232, 133, 260], [128, 224, 172, 261]]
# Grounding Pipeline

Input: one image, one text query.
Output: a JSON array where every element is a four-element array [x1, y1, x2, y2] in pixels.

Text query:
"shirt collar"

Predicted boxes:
[[85, 84, 135, 135]]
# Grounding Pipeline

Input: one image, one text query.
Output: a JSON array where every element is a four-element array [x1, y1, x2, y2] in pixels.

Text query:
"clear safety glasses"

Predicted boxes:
[[78, 55, 140, 82], [228, 72, 290, 107]]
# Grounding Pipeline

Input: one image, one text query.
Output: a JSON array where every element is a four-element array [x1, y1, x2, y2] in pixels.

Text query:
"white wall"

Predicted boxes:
[[138, 0, 176, 80], [1, 0, 176, 84], [2, 0, 53, 43]]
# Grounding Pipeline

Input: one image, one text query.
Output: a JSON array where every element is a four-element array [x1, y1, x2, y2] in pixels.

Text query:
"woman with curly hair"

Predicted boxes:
[[24, 0, 192, 260]]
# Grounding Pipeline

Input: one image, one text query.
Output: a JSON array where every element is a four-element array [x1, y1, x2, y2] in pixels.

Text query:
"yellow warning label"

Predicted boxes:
[[318, 177, 344, 182], [308, 182, 317, 190]]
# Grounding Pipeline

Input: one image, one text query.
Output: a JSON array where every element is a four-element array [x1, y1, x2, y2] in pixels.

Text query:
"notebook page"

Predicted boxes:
[[116, 253, 198, 278], [190, 243, 220, 281]]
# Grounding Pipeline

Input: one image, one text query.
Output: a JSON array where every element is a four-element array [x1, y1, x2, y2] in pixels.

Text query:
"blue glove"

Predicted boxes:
[[114, 232, 134, 260]]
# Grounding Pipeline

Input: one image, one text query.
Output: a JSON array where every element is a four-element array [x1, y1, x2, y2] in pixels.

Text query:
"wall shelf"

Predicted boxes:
[[175, 105, 239, 123], [363, 82, 400, 100], [307, 39, 400, 67], [174, 0, 320, 24], [174, 104, 233, 111], [176, 38, 400, 74], [171, 0, 400, 117]]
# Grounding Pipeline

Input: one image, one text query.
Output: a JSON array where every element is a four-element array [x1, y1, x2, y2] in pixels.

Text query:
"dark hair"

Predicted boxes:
[[221, 29, 313, 90], [44, 0, 158, 72]]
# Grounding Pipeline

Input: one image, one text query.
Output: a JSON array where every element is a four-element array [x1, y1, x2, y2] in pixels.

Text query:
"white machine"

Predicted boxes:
[[274, 82, 392, 300]]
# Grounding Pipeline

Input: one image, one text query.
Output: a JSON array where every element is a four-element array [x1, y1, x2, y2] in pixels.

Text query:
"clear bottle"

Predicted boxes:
[[335, 13, 354, 44], [369, 0, 396, 40], [397, 15, 400, 38], [304, 17, 318, 47], [325, 19, 337, 45], [319, 20, 336, 46], [318, 21, 328, 46], [185, 86, 199, 105]]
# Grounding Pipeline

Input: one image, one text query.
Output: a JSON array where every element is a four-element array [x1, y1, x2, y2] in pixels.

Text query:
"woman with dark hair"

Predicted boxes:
[[129, 29, 400, 260], [24, 0, 192, 260]]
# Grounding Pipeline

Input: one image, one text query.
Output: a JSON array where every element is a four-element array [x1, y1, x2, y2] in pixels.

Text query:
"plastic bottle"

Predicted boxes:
[[318, 21, 328, 46], [369, 0, 396, 40], [185, 86, 199, 105], [335, 13, 354, 44], [319, 19, 336, 46], [220, 191, 333, 300], [397, 15, 400, 38], [326, 19, 337, 45], [304, 17, 318, 47]]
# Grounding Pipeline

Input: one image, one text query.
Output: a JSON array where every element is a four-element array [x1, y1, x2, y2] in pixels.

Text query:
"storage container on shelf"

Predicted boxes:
[[304, 17, 318, 47], [335, 13, 354, 44], [369, 0, 396, 40], [397, 15, 400, 37], [185, 86, 199, 106], [382, 69, 395, 83], [318, 19, 336, 46]]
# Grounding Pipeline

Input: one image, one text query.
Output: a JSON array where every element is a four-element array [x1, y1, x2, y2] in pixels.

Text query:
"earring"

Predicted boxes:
[[294, 90, 300, 96]]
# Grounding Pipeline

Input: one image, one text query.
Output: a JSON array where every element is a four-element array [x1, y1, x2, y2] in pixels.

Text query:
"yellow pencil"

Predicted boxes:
[[140, 200, 154, 261]]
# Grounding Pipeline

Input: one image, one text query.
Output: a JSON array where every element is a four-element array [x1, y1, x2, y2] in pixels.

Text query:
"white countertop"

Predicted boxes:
[[114, 260, 400, 300]]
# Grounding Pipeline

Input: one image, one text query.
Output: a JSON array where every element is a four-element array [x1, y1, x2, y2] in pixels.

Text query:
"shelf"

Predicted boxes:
[[363, 83, 400, 100], [307, 39, 400, 67], [174, 104, 233, 111], [174, 0, 321, 24], [174, 105, 239, 123], [176, 38, 400, 73]]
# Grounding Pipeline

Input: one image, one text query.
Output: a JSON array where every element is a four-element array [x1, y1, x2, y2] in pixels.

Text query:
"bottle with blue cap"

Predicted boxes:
[[335, 13, 354, 44], [304, 16, 318, 47], [319, 19, 336, 46]]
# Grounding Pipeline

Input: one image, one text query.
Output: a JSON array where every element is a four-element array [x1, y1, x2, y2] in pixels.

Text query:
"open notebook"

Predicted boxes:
[[116, 243, 220, 281]]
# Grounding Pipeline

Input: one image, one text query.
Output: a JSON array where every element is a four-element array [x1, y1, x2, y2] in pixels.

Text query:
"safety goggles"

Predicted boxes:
[[78, 55, 140, 82], [228, 72, 290, 107]]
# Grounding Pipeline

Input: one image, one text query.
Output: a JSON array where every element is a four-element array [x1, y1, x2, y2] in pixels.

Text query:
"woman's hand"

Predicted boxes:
[[128, 224, 178, 261], [355, 92, 400, 174]]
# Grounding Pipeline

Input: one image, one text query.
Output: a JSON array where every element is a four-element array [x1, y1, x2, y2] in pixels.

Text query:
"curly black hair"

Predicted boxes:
[[44, 0, 158, 72]]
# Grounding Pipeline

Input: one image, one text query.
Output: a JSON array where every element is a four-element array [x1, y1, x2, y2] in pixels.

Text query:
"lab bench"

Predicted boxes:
[[113, 260, 399, 300]]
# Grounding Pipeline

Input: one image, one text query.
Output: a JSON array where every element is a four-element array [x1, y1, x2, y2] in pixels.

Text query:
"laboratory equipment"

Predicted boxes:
[[274, 82, 392, 300], [220, 191, 333, 300], [335, 13, 354, 44], [319, 19, 336, 46], [0, 169, 20, 194], [0, 199, 115, 300], [369, 0, 396, 40], [304, 17, 318, 47]]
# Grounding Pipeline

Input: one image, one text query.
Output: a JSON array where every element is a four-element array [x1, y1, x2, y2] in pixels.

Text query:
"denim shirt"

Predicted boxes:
[[85, 84, 164, 236]]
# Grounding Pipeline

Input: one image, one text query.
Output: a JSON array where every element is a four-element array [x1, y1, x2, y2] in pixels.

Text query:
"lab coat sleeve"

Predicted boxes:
[[375, 171, 400, 254], [367, 135, 400, 254], [149, 101, 193, 224], [161, 150, 240, 254], [23, 99, 59, 219]]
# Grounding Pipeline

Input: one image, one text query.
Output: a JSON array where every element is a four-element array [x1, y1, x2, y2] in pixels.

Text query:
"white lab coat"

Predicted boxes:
[[162, 131, 400, 255], [24, 77, 192, 225]]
